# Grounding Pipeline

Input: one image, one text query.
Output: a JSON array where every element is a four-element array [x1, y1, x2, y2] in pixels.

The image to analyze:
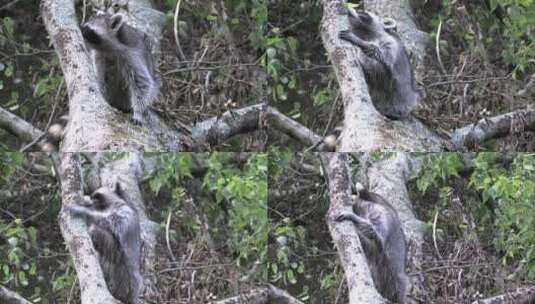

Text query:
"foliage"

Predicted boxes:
[[203, 153, 268, 270], [417, 153, 535, 281], [416, 153, 464, 193], [265, 1, 337, 124], [491, 0, 535, 75], [269, 222, 309, 299], [0, 14, 62, 113], [267, 146, 293, 178], [150, 153, 268, 278], [0, 152, 22, 184], [437, 0, 535, 76], [0, 219, 37, 289], [149, 153, 196, 243], [0, 152, 73, 303], [149, 153, 193, 197], [470, 153, 535, 279], [162, 0, 266, 51], [264, 29, 298, 103]]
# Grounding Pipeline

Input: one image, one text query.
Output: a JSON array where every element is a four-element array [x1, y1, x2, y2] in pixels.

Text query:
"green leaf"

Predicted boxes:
[[18, 271, 28, 286], [2, 17, 14, 37], [4, 64, 13, 77]]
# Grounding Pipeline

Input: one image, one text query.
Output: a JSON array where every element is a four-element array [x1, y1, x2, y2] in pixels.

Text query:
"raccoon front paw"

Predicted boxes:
[[131, 115, 144, 126], [335, 213, 353, 222], [339, 30, 352, 42]]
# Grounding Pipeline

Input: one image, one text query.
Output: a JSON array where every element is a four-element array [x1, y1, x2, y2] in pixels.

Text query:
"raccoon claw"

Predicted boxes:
[[335, 213, 351, 222], [339, 30, 352, 42], [131, 116, 144, 126]]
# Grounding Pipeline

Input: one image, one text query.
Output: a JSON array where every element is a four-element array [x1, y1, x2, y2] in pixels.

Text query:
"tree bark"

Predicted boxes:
[[98, 152, 160, 299], [472, 286, 535, 304], [40, 0, 181, 151], [0, 107, 43, 143], [365, 153, 427, 301], [320, 153, 387, 304], [58, 153, 121, 304], [0, 285, 32, 304], [319, 0, 446, 151], [212, 285, 305, 304], [59, 152, 159, 303], [452, 109, 535, 148]]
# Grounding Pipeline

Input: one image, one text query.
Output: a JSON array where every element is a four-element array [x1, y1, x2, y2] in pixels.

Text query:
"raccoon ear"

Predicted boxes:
[[114, 181, 129, 200], [114, 181, 122, 195], [383, 17, 397, 31], [90, 191, 103, 203], [110, 13, 124, 32]]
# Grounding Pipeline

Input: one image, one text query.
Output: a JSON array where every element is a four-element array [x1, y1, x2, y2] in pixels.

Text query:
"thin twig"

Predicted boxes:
[[173, 0, 186, 61], [0, 0, 22, 12], [165, 211, 177, 263], [435, 18, 447, 75]]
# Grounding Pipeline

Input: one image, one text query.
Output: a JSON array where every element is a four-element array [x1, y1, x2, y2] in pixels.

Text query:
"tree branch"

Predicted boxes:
[[451, 108, 535, 149], [319, 0, 446, 151], [472, 286, 535, 304], [0, 284, 32, 304], [0, 106, 43, 143], [40, 0, 183, 151], [319, 152, 386, 304], [59, 152, 159, 303], [98, 152, 159, 300], [267, 106, 333, 151], [191, 104, 266, 148], [366, 153, 426, 300], [516, 72, 535, 97], [212, 285, 305, 304], [58, 153, 120, 304]]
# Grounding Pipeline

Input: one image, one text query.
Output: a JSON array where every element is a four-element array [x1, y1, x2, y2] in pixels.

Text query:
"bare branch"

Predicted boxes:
[[267, 106, 332, 150], [0, 0, 22, 12], [516, 73, 535, 97], [266, 284, 306, 304], [191, 104, 266, 148], [472, 286, 535, 304], [451, 109, 535, 148], [173, 0, 186, 61], [0, 284, 32, 304], [212, 285, 305, 304], [0, 106, 44, 142]]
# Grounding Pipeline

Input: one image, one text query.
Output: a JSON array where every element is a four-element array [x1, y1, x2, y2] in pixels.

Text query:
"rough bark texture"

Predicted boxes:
[[0, 285, 33, 304], [41, 0, 181, 151], [362, 0, 428, 73], [320, 153, 387, 304], [191, 104, 265, 148], [58, 153, 121, 304], [365, 153, 426, 301], [452, 109, 535, 148], [472, 286, 535, 304], [267, 106, 325, 149], [320, 0, 446, 151], [212, 285, 304, 304], [98, 152, 160, 299], [59, 152, 159, 304], [0, 107, 43, 142]]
